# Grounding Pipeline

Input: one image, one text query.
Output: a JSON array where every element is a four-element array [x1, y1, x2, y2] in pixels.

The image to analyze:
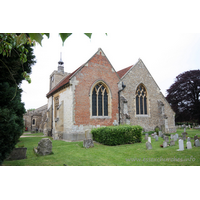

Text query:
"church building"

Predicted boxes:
[[44, 48, 176, 141]]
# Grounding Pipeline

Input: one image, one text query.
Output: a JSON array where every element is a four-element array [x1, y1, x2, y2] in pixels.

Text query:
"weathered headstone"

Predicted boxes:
[[165, 137, 169, 143], [159, 131, 162, 137], [170, 134, 174, 140], [182, 134, 186, 141], [36, 138, 52, 156], [155, 135, 158, 141], [187, 137, 191, 142], [177, 139, 184, 151], [113, 120, 118, 126], [83, 139, 94, 148], [194, 135, 198, 145], [184, 128, 186, 133], [145, 133, 148, 140], [194, 139, 200, 147], [182, 132, 187, 141], [170, 140, 175, 146], [146, 142, 152, 150], [148, 137, 151, 143], [163, 141, 167, 148], [187, 141, 192, 149], [6, 148, 27, 160]]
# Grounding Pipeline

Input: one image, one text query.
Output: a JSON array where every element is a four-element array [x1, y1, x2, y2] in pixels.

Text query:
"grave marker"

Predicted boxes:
[[148, 137, 151, 143], [177, 139, 184, 151], [146, 142, 152, 150], [195, 139, 200, 147], [155, 135, 158, 141], [163, 141, 167, 148], [170, 140, 175, 146], [187, 141, 192, 149]]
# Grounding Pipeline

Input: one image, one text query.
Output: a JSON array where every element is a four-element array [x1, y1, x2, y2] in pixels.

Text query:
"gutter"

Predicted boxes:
[[118, 82, 126, 125]]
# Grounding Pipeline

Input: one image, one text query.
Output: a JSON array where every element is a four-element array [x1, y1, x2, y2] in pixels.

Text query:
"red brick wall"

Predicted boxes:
[[74, 52, 119, 126]]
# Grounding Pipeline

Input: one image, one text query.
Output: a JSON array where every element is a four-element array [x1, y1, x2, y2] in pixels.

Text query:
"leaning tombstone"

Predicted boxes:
[[187, 141, 192, 149], [177, 139, 184, 151], [148, 137, 151, 143], [194, 139, 200, 147], [155, 135, 158, 141], [35, 138, 52, 156], [170, 140, 175, 146], [146, 142, 152, 150], [163, 141, 167, 148]]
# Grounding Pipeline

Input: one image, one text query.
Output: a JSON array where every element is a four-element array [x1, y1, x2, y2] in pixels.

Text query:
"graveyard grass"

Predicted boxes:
[[2, 129, 200, 166]]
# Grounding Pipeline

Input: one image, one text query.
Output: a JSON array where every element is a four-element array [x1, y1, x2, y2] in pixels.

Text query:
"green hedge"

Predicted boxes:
[[91, 125, 142, 146]]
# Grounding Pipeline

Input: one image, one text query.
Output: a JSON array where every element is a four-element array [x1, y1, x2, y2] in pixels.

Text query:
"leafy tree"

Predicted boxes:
[[166, 70, 200, 123], [0, 33, 36, 165]]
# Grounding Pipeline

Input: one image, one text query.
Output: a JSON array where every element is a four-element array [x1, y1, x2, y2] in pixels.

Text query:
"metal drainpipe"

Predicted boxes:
[[118, 82, 126, 125], [51, 95, 53, 136]]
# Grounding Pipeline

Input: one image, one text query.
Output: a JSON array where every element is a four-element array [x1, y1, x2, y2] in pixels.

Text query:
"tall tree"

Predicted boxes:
[[0, 34, 36, 165], [166, 70, 200, 123]]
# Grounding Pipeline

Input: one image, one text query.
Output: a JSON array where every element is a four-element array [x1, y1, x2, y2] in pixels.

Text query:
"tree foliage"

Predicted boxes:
[[166, 70, 200, 123], [0, 33, 36, 165]]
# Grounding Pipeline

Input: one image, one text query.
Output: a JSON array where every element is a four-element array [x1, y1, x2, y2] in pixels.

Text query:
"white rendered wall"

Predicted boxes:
[[59, 86, 73, 132]]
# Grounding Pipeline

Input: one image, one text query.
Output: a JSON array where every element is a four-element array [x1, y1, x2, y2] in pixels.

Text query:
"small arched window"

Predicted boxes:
[[92, 82, 109, 116], [136, 84, 147, 115], [32, 119, 35, 125]]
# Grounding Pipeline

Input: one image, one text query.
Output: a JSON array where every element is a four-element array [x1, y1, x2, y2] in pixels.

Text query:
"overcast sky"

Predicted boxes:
[[20, 33, 200, 110]]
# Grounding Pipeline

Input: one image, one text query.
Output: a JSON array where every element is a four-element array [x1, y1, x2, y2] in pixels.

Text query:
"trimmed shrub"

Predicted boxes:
[[91, 125, 142, 146]]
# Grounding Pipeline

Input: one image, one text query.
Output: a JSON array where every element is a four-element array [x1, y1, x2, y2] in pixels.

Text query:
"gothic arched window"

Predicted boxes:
[[136, 84, 147, 115], [92, 82, 109, 116], [32, 119, 35, 125]]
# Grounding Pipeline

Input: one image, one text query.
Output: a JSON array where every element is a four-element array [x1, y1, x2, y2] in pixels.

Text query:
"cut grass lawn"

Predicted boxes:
[[2, 128, 200, 166]]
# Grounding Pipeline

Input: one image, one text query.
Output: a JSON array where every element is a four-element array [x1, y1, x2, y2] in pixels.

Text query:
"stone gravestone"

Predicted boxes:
[[159, 131, 162, 137], [148, 137, 151, 143], [184, 128, 186, 133], [36, 138, 52, 156], [145, 133, 148, 140], [182, 132, 187, 141], [6, 148, 27, 160], [113, 120, 118, 126], [177, 139, 184, 151], [163, 135, 166, 140], [165, 137, 169, 143], [146, 142, 152, 150], [155, 135, 158, 141], [194, 135, 198, 146], [194, 139, 200, 147], [187, 137, 191, 142], [83, 139, 94, 148], [170, 140, 175, 146], [163, 141, 167, 148], [187, 141, 192, 149]]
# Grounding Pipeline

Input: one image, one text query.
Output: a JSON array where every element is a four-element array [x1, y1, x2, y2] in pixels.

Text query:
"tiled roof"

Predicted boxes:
[[46, 65, 83, 98], [117, 65, 132, 78]]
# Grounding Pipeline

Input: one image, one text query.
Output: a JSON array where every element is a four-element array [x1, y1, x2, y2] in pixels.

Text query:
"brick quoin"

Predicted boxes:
[[74, 53, 119, 126]]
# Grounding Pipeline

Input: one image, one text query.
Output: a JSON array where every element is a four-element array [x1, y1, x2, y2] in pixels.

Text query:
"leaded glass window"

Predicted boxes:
[[136, 84, 147, 115], [92, 83, 109, 116]]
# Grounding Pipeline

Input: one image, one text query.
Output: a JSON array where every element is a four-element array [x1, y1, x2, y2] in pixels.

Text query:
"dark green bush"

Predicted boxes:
[[91, 125, 142, 146]]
